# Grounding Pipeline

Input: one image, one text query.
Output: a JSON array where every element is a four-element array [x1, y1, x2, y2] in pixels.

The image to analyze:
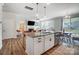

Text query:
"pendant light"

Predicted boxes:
[[36, 3, 39, 20], [44, 6, 46, 18], [47, 3, 51, 5]]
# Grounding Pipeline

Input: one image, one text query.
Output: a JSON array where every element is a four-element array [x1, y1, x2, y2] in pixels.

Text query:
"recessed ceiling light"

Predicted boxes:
[[64, 16, 71, 19], [47, 3, 51, 5]]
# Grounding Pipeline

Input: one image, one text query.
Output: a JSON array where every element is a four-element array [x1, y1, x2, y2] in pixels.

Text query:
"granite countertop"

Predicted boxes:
[[27, 32, 54, 38]]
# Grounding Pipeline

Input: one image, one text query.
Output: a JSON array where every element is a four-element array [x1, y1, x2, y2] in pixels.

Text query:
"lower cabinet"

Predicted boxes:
[[45, 35, 51, 51], [49, 34, 54, 48], [26, 36, 34, 55], [26, 34, 54, 55], [45, 34, 54, 51], [34, 37, 44, 55]]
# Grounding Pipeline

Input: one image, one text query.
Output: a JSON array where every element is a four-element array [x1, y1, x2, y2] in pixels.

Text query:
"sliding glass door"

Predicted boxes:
[[70, 17, 79, 34], [63, 17, 79, 34]]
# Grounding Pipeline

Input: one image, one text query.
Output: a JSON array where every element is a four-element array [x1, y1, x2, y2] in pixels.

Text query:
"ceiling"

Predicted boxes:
[[3, 3, 79, 20]]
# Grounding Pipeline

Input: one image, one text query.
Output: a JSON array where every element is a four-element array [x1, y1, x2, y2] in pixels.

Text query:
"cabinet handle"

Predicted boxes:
[[38, 38, 41, 39], [49, 38, 51, 41], [38, 39, 41, 43], [0, 21, 2, 23], [38, 40, 41, 43]]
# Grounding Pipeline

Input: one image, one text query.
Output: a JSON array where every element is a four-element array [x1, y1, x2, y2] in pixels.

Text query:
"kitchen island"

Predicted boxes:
[[25, 32, 55, 55]]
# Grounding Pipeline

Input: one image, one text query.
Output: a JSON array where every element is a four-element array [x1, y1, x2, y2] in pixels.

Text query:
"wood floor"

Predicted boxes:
[[0, 38, 27, 55], [0, 38, 75, 55], [43, 45, 74, 55]]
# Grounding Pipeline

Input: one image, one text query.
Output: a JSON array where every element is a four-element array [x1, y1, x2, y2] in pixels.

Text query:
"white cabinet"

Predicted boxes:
[[26, 33, 55, 55], [26, 36, 34, 55], [34, 37, 44, 55], [26, 36, 44, 55], [45, 35, 50, 51], [45, 34, 54, 51], [49, 34, 54, 48]]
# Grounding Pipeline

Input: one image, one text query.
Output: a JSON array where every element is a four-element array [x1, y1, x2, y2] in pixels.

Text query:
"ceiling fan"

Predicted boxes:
[[35, 3, 39, 20]]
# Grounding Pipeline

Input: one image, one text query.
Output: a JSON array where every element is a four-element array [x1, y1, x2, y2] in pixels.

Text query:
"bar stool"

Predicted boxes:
[[60, 33, 74, 47]]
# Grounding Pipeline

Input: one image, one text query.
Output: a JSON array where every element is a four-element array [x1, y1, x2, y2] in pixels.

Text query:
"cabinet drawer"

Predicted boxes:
[[34, 37, 44, 42]]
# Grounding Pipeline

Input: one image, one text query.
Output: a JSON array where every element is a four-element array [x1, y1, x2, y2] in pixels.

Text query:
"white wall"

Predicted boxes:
[[0, 4, 4, 49], [2, 11, 26, 40], [2, 12, 16, 39]]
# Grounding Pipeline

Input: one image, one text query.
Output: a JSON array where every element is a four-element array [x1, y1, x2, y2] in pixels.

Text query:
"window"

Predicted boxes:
[[71, 17, 79, 33], [63, 17, 79, 34]]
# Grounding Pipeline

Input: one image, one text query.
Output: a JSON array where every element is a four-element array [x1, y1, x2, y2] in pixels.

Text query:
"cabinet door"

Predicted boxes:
[[45, 35, 50, 51], [34, 37, 44, 55], [26, 36, 34, 55], [49, 34, 54, 48]]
